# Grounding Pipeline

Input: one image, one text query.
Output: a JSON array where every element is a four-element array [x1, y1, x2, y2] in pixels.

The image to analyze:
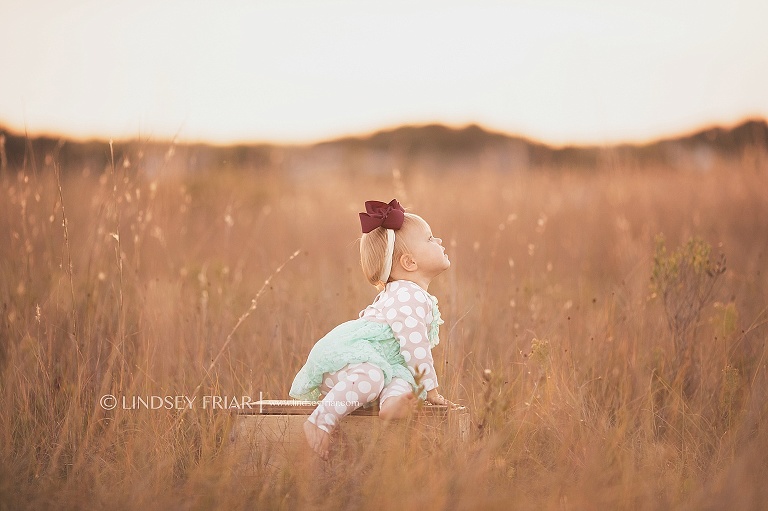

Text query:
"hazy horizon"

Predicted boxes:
[[4, 116, 767, 151]]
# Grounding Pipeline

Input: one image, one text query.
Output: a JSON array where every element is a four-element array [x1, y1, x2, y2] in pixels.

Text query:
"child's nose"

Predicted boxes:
[[435, 237, 443, 244]]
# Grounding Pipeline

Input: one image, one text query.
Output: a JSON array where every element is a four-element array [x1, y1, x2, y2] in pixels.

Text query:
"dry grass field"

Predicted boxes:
[[1, 143, 767, 510]]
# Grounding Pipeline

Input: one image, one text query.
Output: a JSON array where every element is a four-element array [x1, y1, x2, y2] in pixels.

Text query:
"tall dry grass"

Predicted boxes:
[[1, 146, 767, 510]]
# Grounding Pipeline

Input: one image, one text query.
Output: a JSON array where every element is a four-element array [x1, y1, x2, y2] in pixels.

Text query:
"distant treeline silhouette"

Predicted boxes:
[[1, 119, 766, 175]]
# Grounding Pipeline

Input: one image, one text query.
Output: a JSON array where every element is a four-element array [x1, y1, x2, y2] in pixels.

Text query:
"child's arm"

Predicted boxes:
[[383, 284, 440, 393]]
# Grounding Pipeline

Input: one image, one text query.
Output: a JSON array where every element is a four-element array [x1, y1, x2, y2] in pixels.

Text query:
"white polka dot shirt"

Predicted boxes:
[[359, 280, 440, 392]]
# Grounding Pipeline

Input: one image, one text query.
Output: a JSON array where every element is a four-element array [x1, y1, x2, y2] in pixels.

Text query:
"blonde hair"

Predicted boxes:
[[360, 213, 426, 289]]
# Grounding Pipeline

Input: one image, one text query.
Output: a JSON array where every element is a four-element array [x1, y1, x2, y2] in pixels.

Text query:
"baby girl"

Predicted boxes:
[[289, 199, 455, 459]]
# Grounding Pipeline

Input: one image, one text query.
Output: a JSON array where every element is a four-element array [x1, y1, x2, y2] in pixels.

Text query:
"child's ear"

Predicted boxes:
[[398, 253, 417, 272]]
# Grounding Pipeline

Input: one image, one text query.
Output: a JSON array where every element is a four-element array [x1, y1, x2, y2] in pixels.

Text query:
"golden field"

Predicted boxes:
[[0, 144, 767, 510]]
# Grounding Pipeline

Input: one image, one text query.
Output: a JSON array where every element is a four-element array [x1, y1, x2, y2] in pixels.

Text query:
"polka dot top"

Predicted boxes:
[[358, 280, 443, 392]]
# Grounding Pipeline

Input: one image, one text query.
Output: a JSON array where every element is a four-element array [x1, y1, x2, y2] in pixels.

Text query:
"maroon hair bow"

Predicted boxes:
[[359, 199, 405, 233]]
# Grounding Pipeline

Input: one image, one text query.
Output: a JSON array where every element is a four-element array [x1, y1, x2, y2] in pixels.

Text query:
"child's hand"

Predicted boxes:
[[425, 389, 458, 407]]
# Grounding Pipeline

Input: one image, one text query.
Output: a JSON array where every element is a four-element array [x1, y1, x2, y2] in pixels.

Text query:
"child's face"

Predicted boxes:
[[401, 218, 450, 277]]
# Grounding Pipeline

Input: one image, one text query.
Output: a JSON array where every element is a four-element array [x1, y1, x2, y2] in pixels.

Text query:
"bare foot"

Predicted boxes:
[[379, 392, 418, 420], [303, 420, 330, 460]]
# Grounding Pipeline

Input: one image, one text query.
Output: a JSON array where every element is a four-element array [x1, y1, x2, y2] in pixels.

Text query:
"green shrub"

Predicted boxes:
[[651, 235, 726, 392]]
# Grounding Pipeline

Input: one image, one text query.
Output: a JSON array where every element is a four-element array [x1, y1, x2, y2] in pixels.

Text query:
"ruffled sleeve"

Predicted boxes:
[[427, 294, 444, 349]]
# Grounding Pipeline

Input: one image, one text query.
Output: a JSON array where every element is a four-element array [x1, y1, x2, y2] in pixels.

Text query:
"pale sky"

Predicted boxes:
[[1, 0, 767, 145]]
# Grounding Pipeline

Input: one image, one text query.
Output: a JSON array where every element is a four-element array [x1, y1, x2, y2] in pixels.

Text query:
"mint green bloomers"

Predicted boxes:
[[289, 281, 444, 402]]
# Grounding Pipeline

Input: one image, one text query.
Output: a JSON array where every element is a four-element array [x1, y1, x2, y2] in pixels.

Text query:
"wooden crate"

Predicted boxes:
[[230, 400, 470, 470]]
